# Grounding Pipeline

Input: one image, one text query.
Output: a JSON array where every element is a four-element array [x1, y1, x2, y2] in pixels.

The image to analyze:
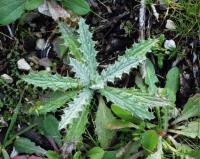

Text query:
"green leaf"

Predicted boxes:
[[78, 18, 98, 79], [42, 115, 62, 146], [88, 147, 105, 159], [103, 151, 116, 159], [59, 89, 92, 129], [147, 137, 163, 159], [70, 58, 91, 85], [0, 0, 26, 25], [106, 119, 138, 130], [25, 0, 43, 10], [65, 105, 89, 142], [101, 39, 159, 83], [111, 104, 137, 122], [22, 71, 79, 91], [100, 87, 171, 120], [170, 120, 200, 139], [145, 59, 158, 95], [63, 0, 90, 15], [73, 151, 81, 159], [59, 22, 82, 61], [141, 130, 159, 152], [2, 149, 10, 159], [30, 90, 77, 114], [164, 67, 180, 102], [46, 151, 60, 159], [14, 137, 47, 155], [172, 94, 200, 124], [95, 97, 116, 148]]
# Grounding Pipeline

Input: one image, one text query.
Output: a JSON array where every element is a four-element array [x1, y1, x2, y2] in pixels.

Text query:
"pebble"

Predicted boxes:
[[17, 58, 31, 71], [1, 74, 13, 83], [36, 38, 46, 50], [164, 39, 176, 50], [165, 19, 176, 30]]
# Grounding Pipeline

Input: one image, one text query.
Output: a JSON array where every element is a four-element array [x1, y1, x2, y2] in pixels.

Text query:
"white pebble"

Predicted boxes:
[[36, 38, 46, 50], [166, 19, 176, 30], [164, 40, 176, 50], [17, 58, 31, 71], [1, 74, 13, 83]]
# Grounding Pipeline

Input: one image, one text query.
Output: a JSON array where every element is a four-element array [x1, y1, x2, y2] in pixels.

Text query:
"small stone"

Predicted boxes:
[[36, 38, 46, 50], [164, 40, 176, 50], [1, 74, 13, 83], [165, 19, 176, 30], [17, 58, 31, 71]]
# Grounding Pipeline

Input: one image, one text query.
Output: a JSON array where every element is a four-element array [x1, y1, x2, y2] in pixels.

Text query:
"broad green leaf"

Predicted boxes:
[[78, 18, 98, 79], [65, 105, 89, 142], [22, 71, 79, 91], [0, 0, 26, 25], [25, 0, 43, 10], [14, 137, 47, 155], [2, 149, 10, 159], [141, 130, 159, 152], [116, 141, 140, 158], [73, 151, 81, 159], [46, 151, 60, 159], [100, 87, 171, 120], [172, 94, 200, 124], [147, 137, 163, 159], [59, 89, 92, 129], [170, 120, 200, 139], [101, 39, 159, 83], [106, 119, 138, 130], [95, 97, 116, 148], [42, 115, 62, 146], [70, 58, 90, 85], [88, 147, 105, 159], [63, 0, 90, 15], [135, 74, 146, 91], [145, 59, 158, 95], [103, 151, 116, 159], [164, 67, 180, 102], [111, 104, 137, 122], [30, 90, 77, 114], [59, 22, 82, 61]]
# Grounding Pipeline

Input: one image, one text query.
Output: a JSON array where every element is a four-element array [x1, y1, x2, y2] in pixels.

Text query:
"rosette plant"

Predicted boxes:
[[22, 18, 170, 134]]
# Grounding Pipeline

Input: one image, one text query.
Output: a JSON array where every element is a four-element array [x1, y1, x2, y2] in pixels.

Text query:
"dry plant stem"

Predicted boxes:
[[139, 0, 147, 78], [6, 25, 14, 37], [139, 0, 146, 40]]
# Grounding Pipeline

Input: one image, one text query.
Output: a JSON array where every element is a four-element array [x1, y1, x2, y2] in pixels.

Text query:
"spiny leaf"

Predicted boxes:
[[101, 39, 159, 83], [59, 22, 82, 61], [65, 105, 89, 143], [95, 97, 116, 148], [22, 71, 79, 91], [145, 59, 158, 95], [70, 57, 91, 85], [78, 18, 98, 79], [100, 87, 171, 120], [59, 89, 92, 129], [172, 94, 200, 124], [170, 120, 200, 139], [14, 137, 47, 155], [29, 90, 77, 114]]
